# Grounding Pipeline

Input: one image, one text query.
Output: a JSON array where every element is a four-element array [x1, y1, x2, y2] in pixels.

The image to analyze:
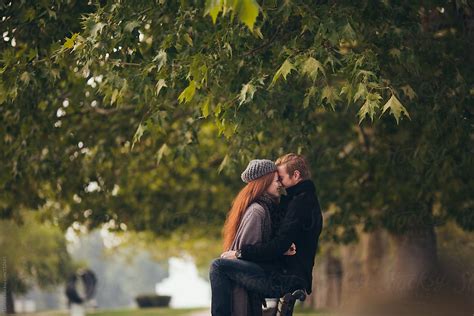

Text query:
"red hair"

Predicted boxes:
[[222, 172, 276, 250]]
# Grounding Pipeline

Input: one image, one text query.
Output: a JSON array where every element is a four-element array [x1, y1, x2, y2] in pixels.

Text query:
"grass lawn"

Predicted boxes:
[[16, 308, 203, 316], [18, 307, 331, 316], [88, 307, 205, 316], [294, 306, 333, 316]]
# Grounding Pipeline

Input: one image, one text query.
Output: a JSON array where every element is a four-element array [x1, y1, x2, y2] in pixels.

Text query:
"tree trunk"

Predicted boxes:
[[363, 229, 388, 288], [306, 256, 327, 309], [306, 248, 344, 309], [389, 224, 438, 293], [325, 253, 343, 308], [6, 282, 15, 314]]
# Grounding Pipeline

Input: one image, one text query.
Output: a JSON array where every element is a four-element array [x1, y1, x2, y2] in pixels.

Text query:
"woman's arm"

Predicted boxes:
[[239, 193, 317, 261], [232, 203, 267, 249]]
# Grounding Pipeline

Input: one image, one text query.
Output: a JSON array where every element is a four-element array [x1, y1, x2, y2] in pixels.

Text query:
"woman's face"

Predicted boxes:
[[266, 172, 282, 198]]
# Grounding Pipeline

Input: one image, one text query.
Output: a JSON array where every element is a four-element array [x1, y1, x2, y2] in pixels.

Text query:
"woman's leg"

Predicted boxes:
[[210, 258, 305, 315], [210, 258, 270, 316]]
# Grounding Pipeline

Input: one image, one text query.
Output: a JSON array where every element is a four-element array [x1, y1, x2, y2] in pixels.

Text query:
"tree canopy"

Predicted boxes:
[[1, 0, 473, 244]]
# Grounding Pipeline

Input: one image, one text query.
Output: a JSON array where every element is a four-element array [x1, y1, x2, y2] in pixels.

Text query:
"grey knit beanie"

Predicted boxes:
[[241, 159, 277, 183]]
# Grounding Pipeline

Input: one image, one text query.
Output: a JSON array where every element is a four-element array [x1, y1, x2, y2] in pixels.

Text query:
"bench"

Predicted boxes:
[[262, 289, 307, 316]]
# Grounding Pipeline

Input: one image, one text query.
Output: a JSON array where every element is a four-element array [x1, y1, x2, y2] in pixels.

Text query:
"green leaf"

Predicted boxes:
[[27, 48, 37, 61], [205, 0, 222, 24], [324, 55, 339, 72], [236, 0, 260, 31], [358, 93, 382, 123], [153, 50, 167, 72], [91, 22, 106, 37], [239, 83, 256, 106], [301, 57, 325, 81], [354, 56, 365, 68], [223, 42, 233, 57], [303, 86, 317, 109], [356, 70, 376, 81], [20, 72, 30, 84], [214, 103, 222, 117], [342, 23, 356, 40], [155, 79, 167, 96], [156, 143, 170, 165], [188, 55, 208, 84], [111, 89, 119, 105], [382, 94, 411, 124], [63, 33, 79, 49], [38, 101, 48, 111], [401, 85, 417, 100], [270, 59, 296, 87], [218, 154, 229, 173], [201, 97, 211, 118], [183, 33, 193, 47], [389, 48, 401, 59], [0, 83, 6, 104], [178, 80, 197, 103], [132, 123, 146, 149], [353, 83, 367, 102], [124, 21, 140, 33], [340, 83, 353, 104], [253, 27, 264, 39], [206, 0, 259, 30], [23, 7, 36, 22], [223, 123, 236, 139], [321, 85, 340, 110], [119, 79, 128, 101]]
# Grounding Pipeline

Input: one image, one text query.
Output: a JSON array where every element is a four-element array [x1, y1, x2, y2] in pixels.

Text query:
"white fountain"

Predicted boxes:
[[155, 257, 211, 308]]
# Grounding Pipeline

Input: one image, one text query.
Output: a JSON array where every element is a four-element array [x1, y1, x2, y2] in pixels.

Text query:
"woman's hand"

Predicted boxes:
[[283, 243, 296, 256], [220, 250, 237, 259]]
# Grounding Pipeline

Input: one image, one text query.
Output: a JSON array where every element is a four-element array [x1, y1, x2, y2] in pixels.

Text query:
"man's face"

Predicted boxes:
[[277, 165, 299, 188]]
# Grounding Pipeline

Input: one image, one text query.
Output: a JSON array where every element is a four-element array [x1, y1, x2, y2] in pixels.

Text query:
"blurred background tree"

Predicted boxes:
[[0, 213, 75, 314]]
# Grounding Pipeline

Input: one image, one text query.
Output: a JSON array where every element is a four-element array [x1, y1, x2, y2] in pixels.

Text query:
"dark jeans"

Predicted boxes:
[[209, 258, 306, 316]]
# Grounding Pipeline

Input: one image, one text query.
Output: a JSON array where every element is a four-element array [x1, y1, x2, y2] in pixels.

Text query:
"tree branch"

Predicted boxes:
[[242, 26, 281, 57]]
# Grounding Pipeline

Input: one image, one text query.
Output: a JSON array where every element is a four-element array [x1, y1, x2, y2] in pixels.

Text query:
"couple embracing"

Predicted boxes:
[[210, 153, 323, 315]]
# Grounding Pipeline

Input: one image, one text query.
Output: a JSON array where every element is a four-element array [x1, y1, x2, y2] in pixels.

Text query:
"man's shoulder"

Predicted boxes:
[[291, 188, 317, 204], [288, 189, 319, 215]]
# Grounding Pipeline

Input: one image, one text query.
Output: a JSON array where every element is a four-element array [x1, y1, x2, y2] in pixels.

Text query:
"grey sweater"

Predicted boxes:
[[230, 202, 272, 316]]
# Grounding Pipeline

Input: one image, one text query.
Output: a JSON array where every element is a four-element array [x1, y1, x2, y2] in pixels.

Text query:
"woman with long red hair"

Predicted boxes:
[[219, 159, 285, 316]]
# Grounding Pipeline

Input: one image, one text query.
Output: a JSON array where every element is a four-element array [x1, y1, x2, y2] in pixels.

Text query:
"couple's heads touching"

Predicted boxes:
[[240, 153, 311, 200], [222, 153, 310, 252]]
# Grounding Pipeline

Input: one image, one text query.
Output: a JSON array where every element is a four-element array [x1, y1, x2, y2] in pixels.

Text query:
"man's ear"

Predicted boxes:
[[294, 170, 301, 180]]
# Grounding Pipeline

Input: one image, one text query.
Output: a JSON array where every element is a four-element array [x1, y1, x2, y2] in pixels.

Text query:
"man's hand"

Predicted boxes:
[[283, 243, 296, 256], [220, 250, 237, 259]]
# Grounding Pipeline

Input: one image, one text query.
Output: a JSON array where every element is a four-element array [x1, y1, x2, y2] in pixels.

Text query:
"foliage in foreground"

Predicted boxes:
[[1, 1, 472, 246]]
